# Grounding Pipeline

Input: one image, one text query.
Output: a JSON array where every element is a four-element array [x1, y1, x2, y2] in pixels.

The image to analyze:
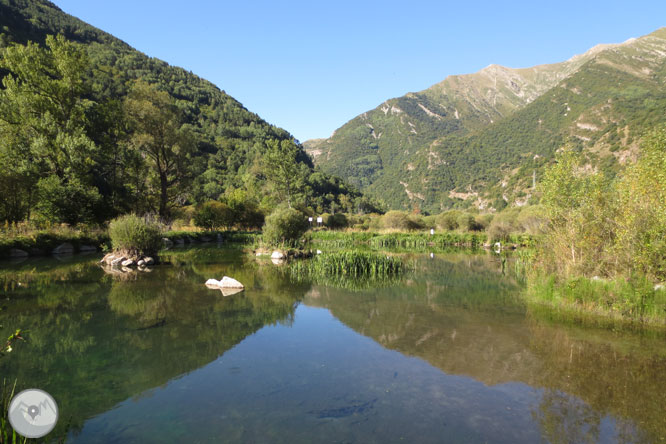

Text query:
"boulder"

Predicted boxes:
[[162, 237, 174, 247], [271, 251, 286, 260], [143, 257, 155, 266], [220, 287, 244, 297], [9, 248, 29, 258], [111, 257, 125, 267], [137, 259, 146, 267], [655, 283, 665, 291], [79, 245, 97, 252], [101, 253, 115, 264], [205, 276, 244, 289], [52, 243, 74, 255], [121, 259, 134, 267]]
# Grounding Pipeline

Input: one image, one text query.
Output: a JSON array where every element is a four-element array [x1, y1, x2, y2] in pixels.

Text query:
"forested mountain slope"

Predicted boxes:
[[306, 28, 666, 212], [0, 0, 366, 223]]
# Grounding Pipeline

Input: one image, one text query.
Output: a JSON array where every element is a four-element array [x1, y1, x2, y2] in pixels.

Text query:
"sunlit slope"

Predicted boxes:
[[306, 29, 666, 212]]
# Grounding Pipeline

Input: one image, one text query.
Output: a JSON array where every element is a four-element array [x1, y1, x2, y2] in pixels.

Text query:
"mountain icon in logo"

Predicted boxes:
[[8, 389, 59, 438]]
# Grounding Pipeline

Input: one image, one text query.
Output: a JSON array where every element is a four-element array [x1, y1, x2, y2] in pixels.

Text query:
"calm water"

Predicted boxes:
[[1, 247, 665, 443]]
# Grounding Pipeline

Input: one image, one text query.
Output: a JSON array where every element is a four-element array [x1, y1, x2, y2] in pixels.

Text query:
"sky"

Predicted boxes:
[[52, 0, 666, 142]]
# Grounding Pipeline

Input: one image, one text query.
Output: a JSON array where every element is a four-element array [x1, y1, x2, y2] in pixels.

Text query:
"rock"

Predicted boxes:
[[655, 283, 665, 291], [9, 248, 29, 258], [101, 253, 114, 264], [220, 287, 244, 297], [316, 250, 322, 255], [79, 245, 97, 252], [121, 259, 134, 267], [271, 251, 286, 260], [52, 242, 74, 255], [111, 257, 125, 267], [121, 267, 133, 273], [205, 276, 244, 289], [137, 259, 146, 267], [143, 257, 155, 266], [271, 258, 285, 265], [162, 237, 174, 247]]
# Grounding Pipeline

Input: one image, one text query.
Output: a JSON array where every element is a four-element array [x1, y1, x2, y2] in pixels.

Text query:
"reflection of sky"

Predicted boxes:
[[68, 305, 631, 444]]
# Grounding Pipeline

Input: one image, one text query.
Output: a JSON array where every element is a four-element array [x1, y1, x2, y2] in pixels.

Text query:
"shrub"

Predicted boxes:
[[381, 211, 422, 231], [262, 207, 309, 246], [108, 214, 162, 255], [193, 201, 234, 230], [457, 213, 484, 231], [516, 205, 548, 235], [326, 213, 348, 229], [487, 219, 513, 242], [34, 176, 103, 225], [436, 210, 462, 231]]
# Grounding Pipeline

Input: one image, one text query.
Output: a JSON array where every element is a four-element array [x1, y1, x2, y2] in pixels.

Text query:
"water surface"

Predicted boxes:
[[1, 247, 664, 443]]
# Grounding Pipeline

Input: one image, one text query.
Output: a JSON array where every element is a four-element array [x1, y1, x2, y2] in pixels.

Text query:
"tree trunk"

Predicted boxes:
[[159, 171, 168, 219]]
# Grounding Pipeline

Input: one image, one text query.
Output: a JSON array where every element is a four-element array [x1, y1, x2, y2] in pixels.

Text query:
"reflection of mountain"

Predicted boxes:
[[0, 249, 306, 438], [304, 255, 666, 443]]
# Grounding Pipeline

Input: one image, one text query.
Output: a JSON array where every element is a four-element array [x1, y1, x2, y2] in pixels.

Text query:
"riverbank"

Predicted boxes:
[[0, 228, 261, 259], [524, 273, 666, 329], [309, 230, 537, 249]]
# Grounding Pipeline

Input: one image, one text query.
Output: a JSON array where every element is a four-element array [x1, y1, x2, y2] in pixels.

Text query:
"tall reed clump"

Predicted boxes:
[[291, 251, 405, 278], [108, 214, 162, 257]]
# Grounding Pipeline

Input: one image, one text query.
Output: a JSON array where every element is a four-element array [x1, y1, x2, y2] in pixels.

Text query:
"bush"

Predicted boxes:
[[193, 201, 234, 230], [516, 205, 548, 235], [487, 220, 513, 243], [262, 207, 309, 247], [436, 210, 462, 231], [381, 211, 422, 231], [457, 213, 484, 231], [108, 214, 162, 255], [326, 213, 348, 229], [34, 176, 103, 225]]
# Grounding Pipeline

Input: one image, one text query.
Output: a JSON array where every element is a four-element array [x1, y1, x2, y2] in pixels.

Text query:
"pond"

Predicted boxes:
[[1, 246, 665, 443]]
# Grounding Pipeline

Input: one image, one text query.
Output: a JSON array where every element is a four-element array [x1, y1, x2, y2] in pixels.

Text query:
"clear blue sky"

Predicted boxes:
[[53, 0, 666, 142]]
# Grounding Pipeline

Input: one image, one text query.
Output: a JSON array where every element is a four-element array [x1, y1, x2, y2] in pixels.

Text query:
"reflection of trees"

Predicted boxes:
[[304, 254, 666, 443], [532, 390, 601, 444], [0, 248, 306, 439]]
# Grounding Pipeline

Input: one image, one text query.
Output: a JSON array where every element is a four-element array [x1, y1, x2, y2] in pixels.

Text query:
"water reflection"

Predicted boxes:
[[0, 248, 306, 440], [1, 249, 664, 443], [303, 254, 666, 443]]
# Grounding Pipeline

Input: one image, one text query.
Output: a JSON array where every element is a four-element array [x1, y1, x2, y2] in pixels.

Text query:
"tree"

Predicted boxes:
[[0, 35, 99, 222], [124, 81, 194, 219], [262, 139, 307, 208]]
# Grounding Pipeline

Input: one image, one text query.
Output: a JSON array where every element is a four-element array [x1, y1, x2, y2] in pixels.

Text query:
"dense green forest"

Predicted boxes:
[[0, 0, 376, 226], [306, 28, 666, 212]]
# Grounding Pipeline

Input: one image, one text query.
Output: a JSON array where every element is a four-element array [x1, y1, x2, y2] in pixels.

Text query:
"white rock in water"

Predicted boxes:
[[121, 259, 134, 267], [205, 278, 221, 287], [206, 276, 244, 289], [271, 251, 286, 259], [144, 257, 155, 265]]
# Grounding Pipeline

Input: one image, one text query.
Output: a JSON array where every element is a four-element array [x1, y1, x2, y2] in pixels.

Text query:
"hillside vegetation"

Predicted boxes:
[[0, 0, 373, 226], [306, 29, 666, 212]]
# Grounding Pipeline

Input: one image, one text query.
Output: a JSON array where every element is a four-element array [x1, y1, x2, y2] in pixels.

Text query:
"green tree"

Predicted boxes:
[[262, 139, 307, 208], [124, 81, 194, 219], [0, 35, 99, 222]]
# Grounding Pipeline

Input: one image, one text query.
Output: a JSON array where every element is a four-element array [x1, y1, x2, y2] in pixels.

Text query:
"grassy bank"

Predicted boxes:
[[0, 226, 261, 259], [525, 274, 666, 329], [0, 227, 110, 257], [309, 230, 536, 249]]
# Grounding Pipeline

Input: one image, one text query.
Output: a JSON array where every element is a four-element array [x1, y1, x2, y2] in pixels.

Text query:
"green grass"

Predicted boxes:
[[525, 274, 666, 328], [0, 229, 110, 257], [289, 251, 408, 290]]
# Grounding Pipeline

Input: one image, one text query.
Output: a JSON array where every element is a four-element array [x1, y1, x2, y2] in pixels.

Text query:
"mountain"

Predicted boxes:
[[0, 0, 364, 222], [306, 28, 666, 212]]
